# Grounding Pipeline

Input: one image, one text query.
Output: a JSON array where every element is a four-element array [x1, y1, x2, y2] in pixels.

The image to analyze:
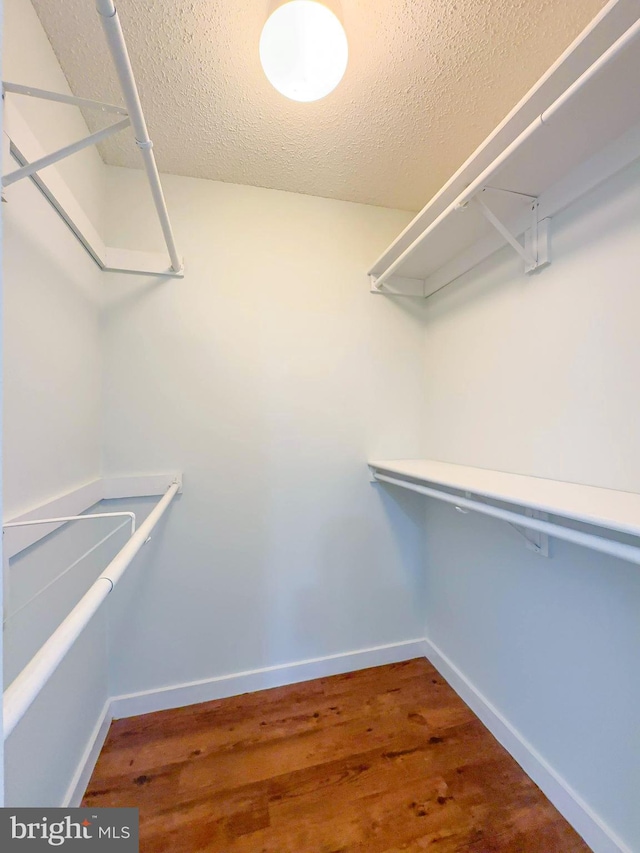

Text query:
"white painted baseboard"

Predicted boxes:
[[64, 635, 631, 853], [422, 637, 631, 853], [109, 639, 426, 719], [64, 639, 424, 806], [62, 700, 113, 808]]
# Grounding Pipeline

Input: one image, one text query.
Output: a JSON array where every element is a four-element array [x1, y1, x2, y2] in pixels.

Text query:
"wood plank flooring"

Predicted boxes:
[[83, 659, 591, 852]]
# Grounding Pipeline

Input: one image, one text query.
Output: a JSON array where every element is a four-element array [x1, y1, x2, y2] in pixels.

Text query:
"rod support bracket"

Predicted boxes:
[[472, 192, 551, 275], [524, 213, 551, 274], [509, 509, 549, 557]]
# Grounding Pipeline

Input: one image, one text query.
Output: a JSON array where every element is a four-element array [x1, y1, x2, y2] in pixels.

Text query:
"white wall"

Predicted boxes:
[[2, 175, 103, 515], [2, 0, 113, 807], [419, 158, 640, 851], [101, 167, 427, 697], [2, 0, 105, 515]]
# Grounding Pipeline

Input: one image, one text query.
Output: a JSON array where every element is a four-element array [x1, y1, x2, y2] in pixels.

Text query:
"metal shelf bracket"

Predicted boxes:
[[3, 116, 131, 189], [2, 82, 132, 190], [468, 189, 551, 274], [509, 509, 550, 557]]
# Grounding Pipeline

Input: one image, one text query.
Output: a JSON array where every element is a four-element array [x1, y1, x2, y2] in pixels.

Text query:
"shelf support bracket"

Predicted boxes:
[[2, 118, 130, 188], [509, 509, 549, 557], [470, 194, 550, 274]]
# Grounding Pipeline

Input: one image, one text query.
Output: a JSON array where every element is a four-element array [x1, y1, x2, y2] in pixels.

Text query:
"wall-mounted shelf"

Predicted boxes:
[[369, 459, 640, 566], [3, 473, 183, 560], [1, 0, 183, 278], [369, 10, 640, 298]]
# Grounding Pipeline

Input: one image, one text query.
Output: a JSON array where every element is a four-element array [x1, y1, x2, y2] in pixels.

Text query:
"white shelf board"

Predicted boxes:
[[3, 473, 182, 559], [369, 0, 640, 277], [369, 459, 640, 539], [369, 6, 640, 294]]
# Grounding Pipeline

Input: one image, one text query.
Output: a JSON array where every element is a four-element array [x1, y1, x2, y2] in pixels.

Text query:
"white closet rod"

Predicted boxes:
[[94, 0, 182, 273], [3, 483, 179, 740], [373, 473, 640, 566], [372, 14, 640, 290]]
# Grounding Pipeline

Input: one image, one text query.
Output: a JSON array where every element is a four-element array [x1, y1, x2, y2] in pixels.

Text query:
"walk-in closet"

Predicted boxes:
[[2, 1, 639, 851]]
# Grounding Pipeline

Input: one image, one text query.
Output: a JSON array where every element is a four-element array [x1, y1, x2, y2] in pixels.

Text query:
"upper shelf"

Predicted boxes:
[[368, 459, 640, 539], [369, 6, 640, 297], [2, 0, 183, 278]]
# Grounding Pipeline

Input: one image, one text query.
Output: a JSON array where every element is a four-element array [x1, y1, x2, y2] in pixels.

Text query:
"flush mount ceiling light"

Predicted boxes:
[[259, 0, 348, 102]]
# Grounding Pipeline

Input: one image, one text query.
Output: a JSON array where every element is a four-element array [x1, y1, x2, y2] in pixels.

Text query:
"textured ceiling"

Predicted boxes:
[[30, 0, 606, 211]]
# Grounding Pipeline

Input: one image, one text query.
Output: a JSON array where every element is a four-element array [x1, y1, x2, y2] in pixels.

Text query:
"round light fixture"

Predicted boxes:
[[259, 1, 348, 102]]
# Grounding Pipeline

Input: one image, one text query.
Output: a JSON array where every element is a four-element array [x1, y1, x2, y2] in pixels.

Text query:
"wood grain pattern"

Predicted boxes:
[[83, 659, 591, 852]]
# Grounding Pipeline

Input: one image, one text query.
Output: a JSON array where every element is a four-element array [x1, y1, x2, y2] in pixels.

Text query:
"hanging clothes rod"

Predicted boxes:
[[4, 519, 131, 629], [373, 473, 640, 566], [95, 0, 182, 274], [3, 482, 179, 740]]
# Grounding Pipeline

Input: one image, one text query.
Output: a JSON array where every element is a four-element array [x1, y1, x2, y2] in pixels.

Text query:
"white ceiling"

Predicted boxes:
[[30, 0, 606, 211]]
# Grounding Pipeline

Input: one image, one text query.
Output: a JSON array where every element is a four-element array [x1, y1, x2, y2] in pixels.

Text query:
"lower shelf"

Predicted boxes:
[[369, 459, 640, 565]]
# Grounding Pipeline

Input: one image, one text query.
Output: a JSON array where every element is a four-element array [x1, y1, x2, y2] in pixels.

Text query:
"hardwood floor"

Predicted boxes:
[[83, 659, 591, 852]]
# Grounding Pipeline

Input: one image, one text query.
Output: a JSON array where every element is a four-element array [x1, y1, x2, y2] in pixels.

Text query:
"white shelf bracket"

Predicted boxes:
[[509, 509, 549, 557], [2, 116, 131, 188], [525, 211, 551, 274], [469, 193, 550, 275], [2, 82, 132, 191]]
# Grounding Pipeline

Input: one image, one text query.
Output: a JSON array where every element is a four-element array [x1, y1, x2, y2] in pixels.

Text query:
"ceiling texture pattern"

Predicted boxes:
[[30, 0, 606, 211]]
